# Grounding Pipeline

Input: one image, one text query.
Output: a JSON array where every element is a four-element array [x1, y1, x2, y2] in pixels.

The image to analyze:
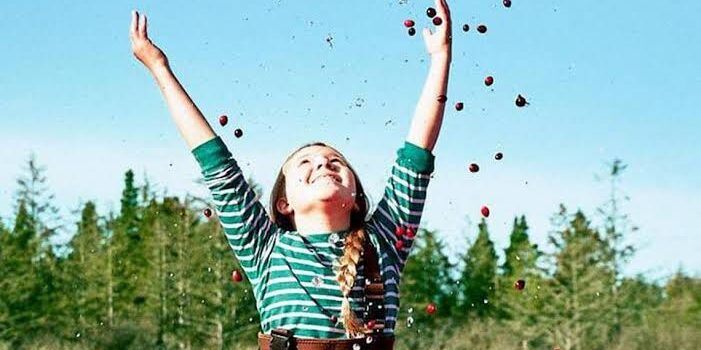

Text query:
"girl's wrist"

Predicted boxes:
[[431, 52, 452, 63]]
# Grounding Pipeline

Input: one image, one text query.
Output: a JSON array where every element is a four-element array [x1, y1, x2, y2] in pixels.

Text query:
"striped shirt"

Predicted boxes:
[[192, 137, 434, 339]]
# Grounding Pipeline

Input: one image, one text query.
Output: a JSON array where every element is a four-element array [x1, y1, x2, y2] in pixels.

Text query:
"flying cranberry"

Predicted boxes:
[[408, 27, 416, 36], [503, 0, 512, 7], [404, 19, 415, 28], [477, 24, 487, 34], [432, 17, 442, 26], [231, 269, 243, 283], [481, 206, 490, 217], [330, 315, 338, 323], [426, 303, 437, 315], [218, 115, 228, 126], [455, 102, 464, 111], [366, 320, 376, 329], [437, 95, 447, 103], [514, 279, 526, 290], [234, 128, 244, 138], [426, 7, 437, 18], [395, 226, 406, 237], [494, 152, 503, 160], [203, 208, 212, 218], [405, 228, 416, 239], [462, 24, 470, 32], [515, 94, 527, 107], [395, 240, 405, 250], [484, 76, 494, 86], [469, 163, 479, 173]]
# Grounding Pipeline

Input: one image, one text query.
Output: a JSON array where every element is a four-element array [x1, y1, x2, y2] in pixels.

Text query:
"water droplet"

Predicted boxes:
[[366, 336, 374, 344], [75, 332, 81, 338], [406, 316, 415, 328], [483, 299, 489, 304], [169, 272, 174, 278], [408, 307, 414, 313], [516, 255, 521, 261], [249, 317, 253, 322], [328, 233, 340, 245], [207, 267, 212, 272], [353, 344, 361, 350]]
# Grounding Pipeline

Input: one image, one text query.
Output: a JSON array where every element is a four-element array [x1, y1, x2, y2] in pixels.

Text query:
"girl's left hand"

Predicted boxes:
[[422, 0, 452, 60]]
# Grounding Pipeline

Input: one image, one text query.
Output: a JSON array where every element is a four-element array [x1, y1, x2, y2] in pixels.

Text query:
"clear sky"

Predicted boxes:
[[1, 0, 699, 280]]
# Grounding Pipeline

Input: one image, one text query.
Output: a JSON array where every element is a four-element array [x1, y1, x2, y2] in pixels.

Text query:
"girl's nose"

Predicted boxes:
[[313, 155, 330, 169]]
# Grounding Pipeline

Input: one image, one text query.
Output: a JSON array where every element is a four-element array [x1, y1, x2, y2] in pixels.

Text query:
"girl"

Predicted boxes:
[[130, 1, 452, 348]]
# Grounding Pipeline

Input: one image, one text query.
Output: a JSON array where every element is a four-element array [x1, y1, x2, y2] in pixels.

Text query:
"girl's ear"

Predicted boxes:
[[276, 198, 293, 215]]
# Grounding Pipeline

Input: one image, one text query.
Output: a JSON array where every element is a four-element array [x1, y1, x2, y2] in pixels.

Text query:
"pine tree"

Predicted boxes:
[[459, 218, 498, 318]]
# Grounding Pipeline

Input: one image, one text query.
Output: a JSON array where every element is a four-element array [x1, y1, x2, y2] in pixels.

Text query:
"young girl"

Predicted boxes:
[[130, 1, 452, 348]]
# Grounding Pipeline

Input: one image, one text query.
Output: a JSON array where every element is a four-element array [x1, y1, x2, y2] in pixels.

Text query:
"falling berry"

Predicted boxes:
[[330, 315, 338, 324], [480, 206, 490, 217], [503, 0, 512, 8], [437, 95, 447, 103], [432, 17, 442, 26], [231, 270, 243, 283], [426, 7, 437, 18], [366, 320, 376, 329], [484, 76, 494, 86], [455, 102, 464, 111], [462, 24, 470, 32], [218, 115, 228, 126], [477, 24, 487, 34], [514, 279, 526, 290], [234, 128, 244, 138], [405, 228, 416, 239], [203, 208, 212, 218], [515, 94, 527, 107], [395, 240, 404, 250], [494, 152, 503, 160], [395, 226, 406, 237], [426, 303, 437, 315], [408, 27, 416, 36], [469, 163, 480, 173], [404, 19, 415, 28]]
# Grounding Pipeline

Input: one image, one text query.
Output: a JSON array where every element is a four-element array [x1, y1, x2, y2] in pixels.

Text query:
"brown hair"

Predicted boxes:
[[269, 142, 370, 336]]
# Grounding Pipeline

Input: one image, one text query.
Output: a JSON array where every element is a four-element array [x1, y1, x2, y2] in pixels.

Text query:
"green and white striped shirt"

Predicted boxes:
[[192, 137, 434, 339]]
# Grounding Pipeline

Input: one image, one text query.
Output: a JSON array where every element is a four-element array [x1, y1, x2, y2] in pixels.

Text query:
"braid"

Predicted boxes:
[[336, 227, 367, 337]]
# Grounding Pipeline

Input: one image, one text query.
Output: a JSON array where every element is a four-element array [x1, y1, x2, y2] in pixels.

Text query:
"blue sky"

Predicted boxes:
[[1, 1, 699, 280]]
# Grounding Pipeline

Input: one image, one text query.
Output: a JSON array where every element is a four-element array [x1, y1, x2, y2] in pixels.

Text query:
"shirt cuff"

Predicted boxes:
[[191, 136, 234, 173], [397, 141, 435, 173]]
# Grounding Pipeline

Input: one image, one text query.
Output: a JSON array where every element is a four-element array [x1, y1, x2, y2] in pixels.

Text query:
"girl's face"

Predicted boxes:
[[279, 145, 358, 217]]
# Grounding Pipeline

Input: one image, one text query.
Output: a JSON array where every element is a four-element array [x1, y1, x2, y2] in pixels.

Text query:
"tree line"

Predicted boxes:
[[0, 156, 698, 349]]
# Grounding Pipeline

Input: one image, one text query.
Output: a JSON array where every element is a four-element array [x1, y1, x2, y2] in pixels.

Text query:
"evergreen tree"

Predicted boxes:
[[459, 218, 498, 318]]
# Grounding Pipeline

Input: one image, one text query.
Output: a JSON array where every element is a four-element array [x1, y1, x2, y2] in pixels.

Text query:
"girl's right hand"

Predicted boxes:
[[129, 10, 168, 71]]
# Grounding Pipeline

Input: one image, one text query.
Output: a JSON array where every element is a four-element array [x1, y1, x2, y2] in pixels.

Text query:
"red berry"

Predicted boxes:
[[231, 270, 243, 283], [480, 206, 490, 217], [514, 279, 526, 290], [432, 17, 442, 26], [405, 228, 415, 239], [477, 25, 487, 34], [455, 102, 464, 111], [404, 19, 415, 28], [408, 27, 416, 36], [203, 208, 212, 218], [330, 315, 338, 323], [503, 0, 512, 8], [395, 240, 405, 250], [462, 24, 470, 32], [395, 226, 406, 237], [218, 115, 228, 126], [426, 7, 437, 18], [515, 94, 527, 107], [426, 303, 437, 315], [484, 76, 494, 86], [494, 152, 503, 160], [234, 128, 244, 138], [469, 163, 479, 173], [437, 95, 447, 103], [366, 320, 376, 329]]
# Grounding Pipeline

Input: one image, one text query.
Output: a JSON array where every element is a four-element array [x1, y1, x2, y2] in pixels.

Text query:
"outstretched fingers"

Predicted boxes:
[[138, 13, 148, 39], [130, 10, 138, 40]]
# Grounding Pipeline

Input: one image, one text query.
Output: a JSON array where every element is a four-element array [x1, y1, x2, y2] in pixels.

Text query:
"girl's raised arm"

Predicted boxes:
[[129, 10, 215, 150], [406, 0, 452, 152]]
